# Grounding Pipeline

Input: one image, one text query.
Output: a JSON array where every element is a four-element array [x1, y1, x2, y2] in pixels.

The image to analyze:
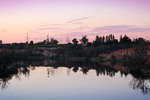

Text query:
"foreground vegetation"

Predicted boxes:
[[0, 34, 150, 71]]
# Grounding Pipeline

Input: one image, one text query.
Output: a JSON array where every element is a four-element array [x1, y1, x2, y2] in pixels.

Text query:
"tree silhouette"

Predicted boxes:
[[93, 36, 100, 46], [130, 77, 150, 95], [120, 34, 131, 44], [135, 37, 147, 44], [0, 40, 2, 44], [29, 41, 34, 45], [120, 35, 123, 42], [80, 36, 88, 44], [102, 36, 105, 43], [50, 38, 59, 44], [72, 38, 78, 44]]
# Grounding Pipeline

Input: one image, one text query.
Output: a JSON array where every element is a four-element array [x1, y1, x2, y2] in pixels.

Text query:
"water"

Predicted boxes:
[[0, 66, 150, 100]]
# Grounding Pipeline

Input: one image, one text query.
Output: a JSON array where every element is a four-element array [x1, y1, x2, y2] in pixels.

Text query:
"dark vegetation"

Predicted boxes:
[[0, 44, 44, 68], [49, 34, 150, 66], [0, 34, 150, 73]]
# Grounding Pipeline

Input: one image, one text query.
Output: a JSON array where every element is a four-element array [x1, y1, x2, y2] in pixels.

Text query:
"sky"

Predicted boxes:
[[0, 0, 150, 43]]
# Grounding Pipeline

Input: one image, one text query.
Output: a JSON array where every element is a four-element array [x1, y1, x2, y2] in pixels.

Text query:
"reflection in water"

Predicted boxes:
[[0, 66, 36, 90], [47, 67, 55, 77], [0, 61, 150, 95], [0, 78, 9, 90], [0, 68, 18, 90], [130, 77, 150, 95], [129, 70, 150, 95]]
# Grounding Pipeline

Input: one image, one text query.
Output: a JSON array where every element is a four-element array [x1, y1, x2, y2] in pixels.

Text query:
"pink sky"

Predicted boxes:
[[0, 0, 150, 43]]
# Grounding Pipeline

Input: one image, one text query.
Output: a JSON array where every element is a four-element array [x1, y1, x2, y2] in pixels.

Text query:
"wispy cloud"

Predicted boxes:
[[66, 17, 92, 23], [73, 22, 83, 25], [92, 25, 150, 33], [73, 27, 91, 31], [38, 27, 62, 30], [40, 23, 63, 27], [60, 25, 150, 41]]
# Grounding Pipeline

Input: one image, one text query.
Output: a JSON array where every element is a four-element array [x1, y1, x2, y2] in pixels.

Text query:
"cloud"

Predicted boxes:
[[38, 23, 64, 31], [66, 17, 92, 23], [73, 22, 83, 25], [40, 23, 63, 27], [38, 27, 62, 30], [92, 25, 150, 33], [73, 27, 91, 31], [60, 25, 150, 41]]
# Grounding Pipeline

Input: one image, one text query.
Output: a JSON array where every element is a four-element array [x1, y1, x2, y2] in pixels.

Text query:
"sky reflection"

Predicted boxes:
[[0, 66, 150, 100]]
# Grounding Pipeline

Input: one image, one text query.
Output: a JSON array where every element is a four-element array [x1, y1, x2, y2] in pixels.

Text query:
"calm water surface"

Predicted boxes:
[[0, 66, 150, 100]]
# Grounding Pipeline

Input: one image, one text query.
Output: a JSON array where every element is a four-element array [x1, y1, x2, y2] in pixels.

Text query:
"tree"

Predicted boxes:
[[102, 36, 105, 43], [120, 35, 123, 42], [99, 36, 102, 43], [0, 40, 2, 44], [135, 37, 147, 44], [93, 36, 100, 46], [29, 41, 34, 45], [37, 40, 47, 45], [113, 39, 119, 44], [80, 36, 88, 44], [50, 38, 59, 44], [95, 36, 99, 42], [109, 34, 113, 41], [72, 38, 78, 44], [106, 36, 109, 43], [42, 40, 47, 45], [112, 35, 115, 41], [120, 34, 131, 44]]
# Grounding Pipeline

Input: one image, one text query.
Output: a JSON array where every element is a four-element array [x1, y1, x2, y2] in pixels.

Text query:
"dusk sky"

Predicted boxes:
[[0, 0, 150, 43]]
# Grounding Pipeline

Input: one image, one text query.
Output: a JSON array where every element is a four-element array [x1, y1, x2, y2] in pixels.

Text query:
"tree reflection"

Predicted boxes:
[[47, 67, 56, 77], [72, 67, 79, 73], [0, 66, 35, 90], [0, 60, 150, 95], [130, 77, 150, 95], [0, 68, 19, 90], [129, 70, 150, 95], [21, 67, 30, 77], [0, 78, 9, 90], [81, 66, 89, 75]]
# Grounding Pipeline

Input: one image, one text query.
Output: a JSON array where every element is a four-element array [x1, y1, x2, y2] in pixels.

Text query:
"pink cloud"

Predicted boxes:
[[38, 27, 62, 30], [66, 17, 92, 23], [92, 25, 150, 33]]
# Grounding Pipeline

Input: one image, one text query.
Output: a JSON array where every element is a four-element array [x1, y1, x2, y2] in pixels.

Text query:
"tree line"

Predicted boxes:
[[71, 34, 148, 46], [0, 34, 149, 47]]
